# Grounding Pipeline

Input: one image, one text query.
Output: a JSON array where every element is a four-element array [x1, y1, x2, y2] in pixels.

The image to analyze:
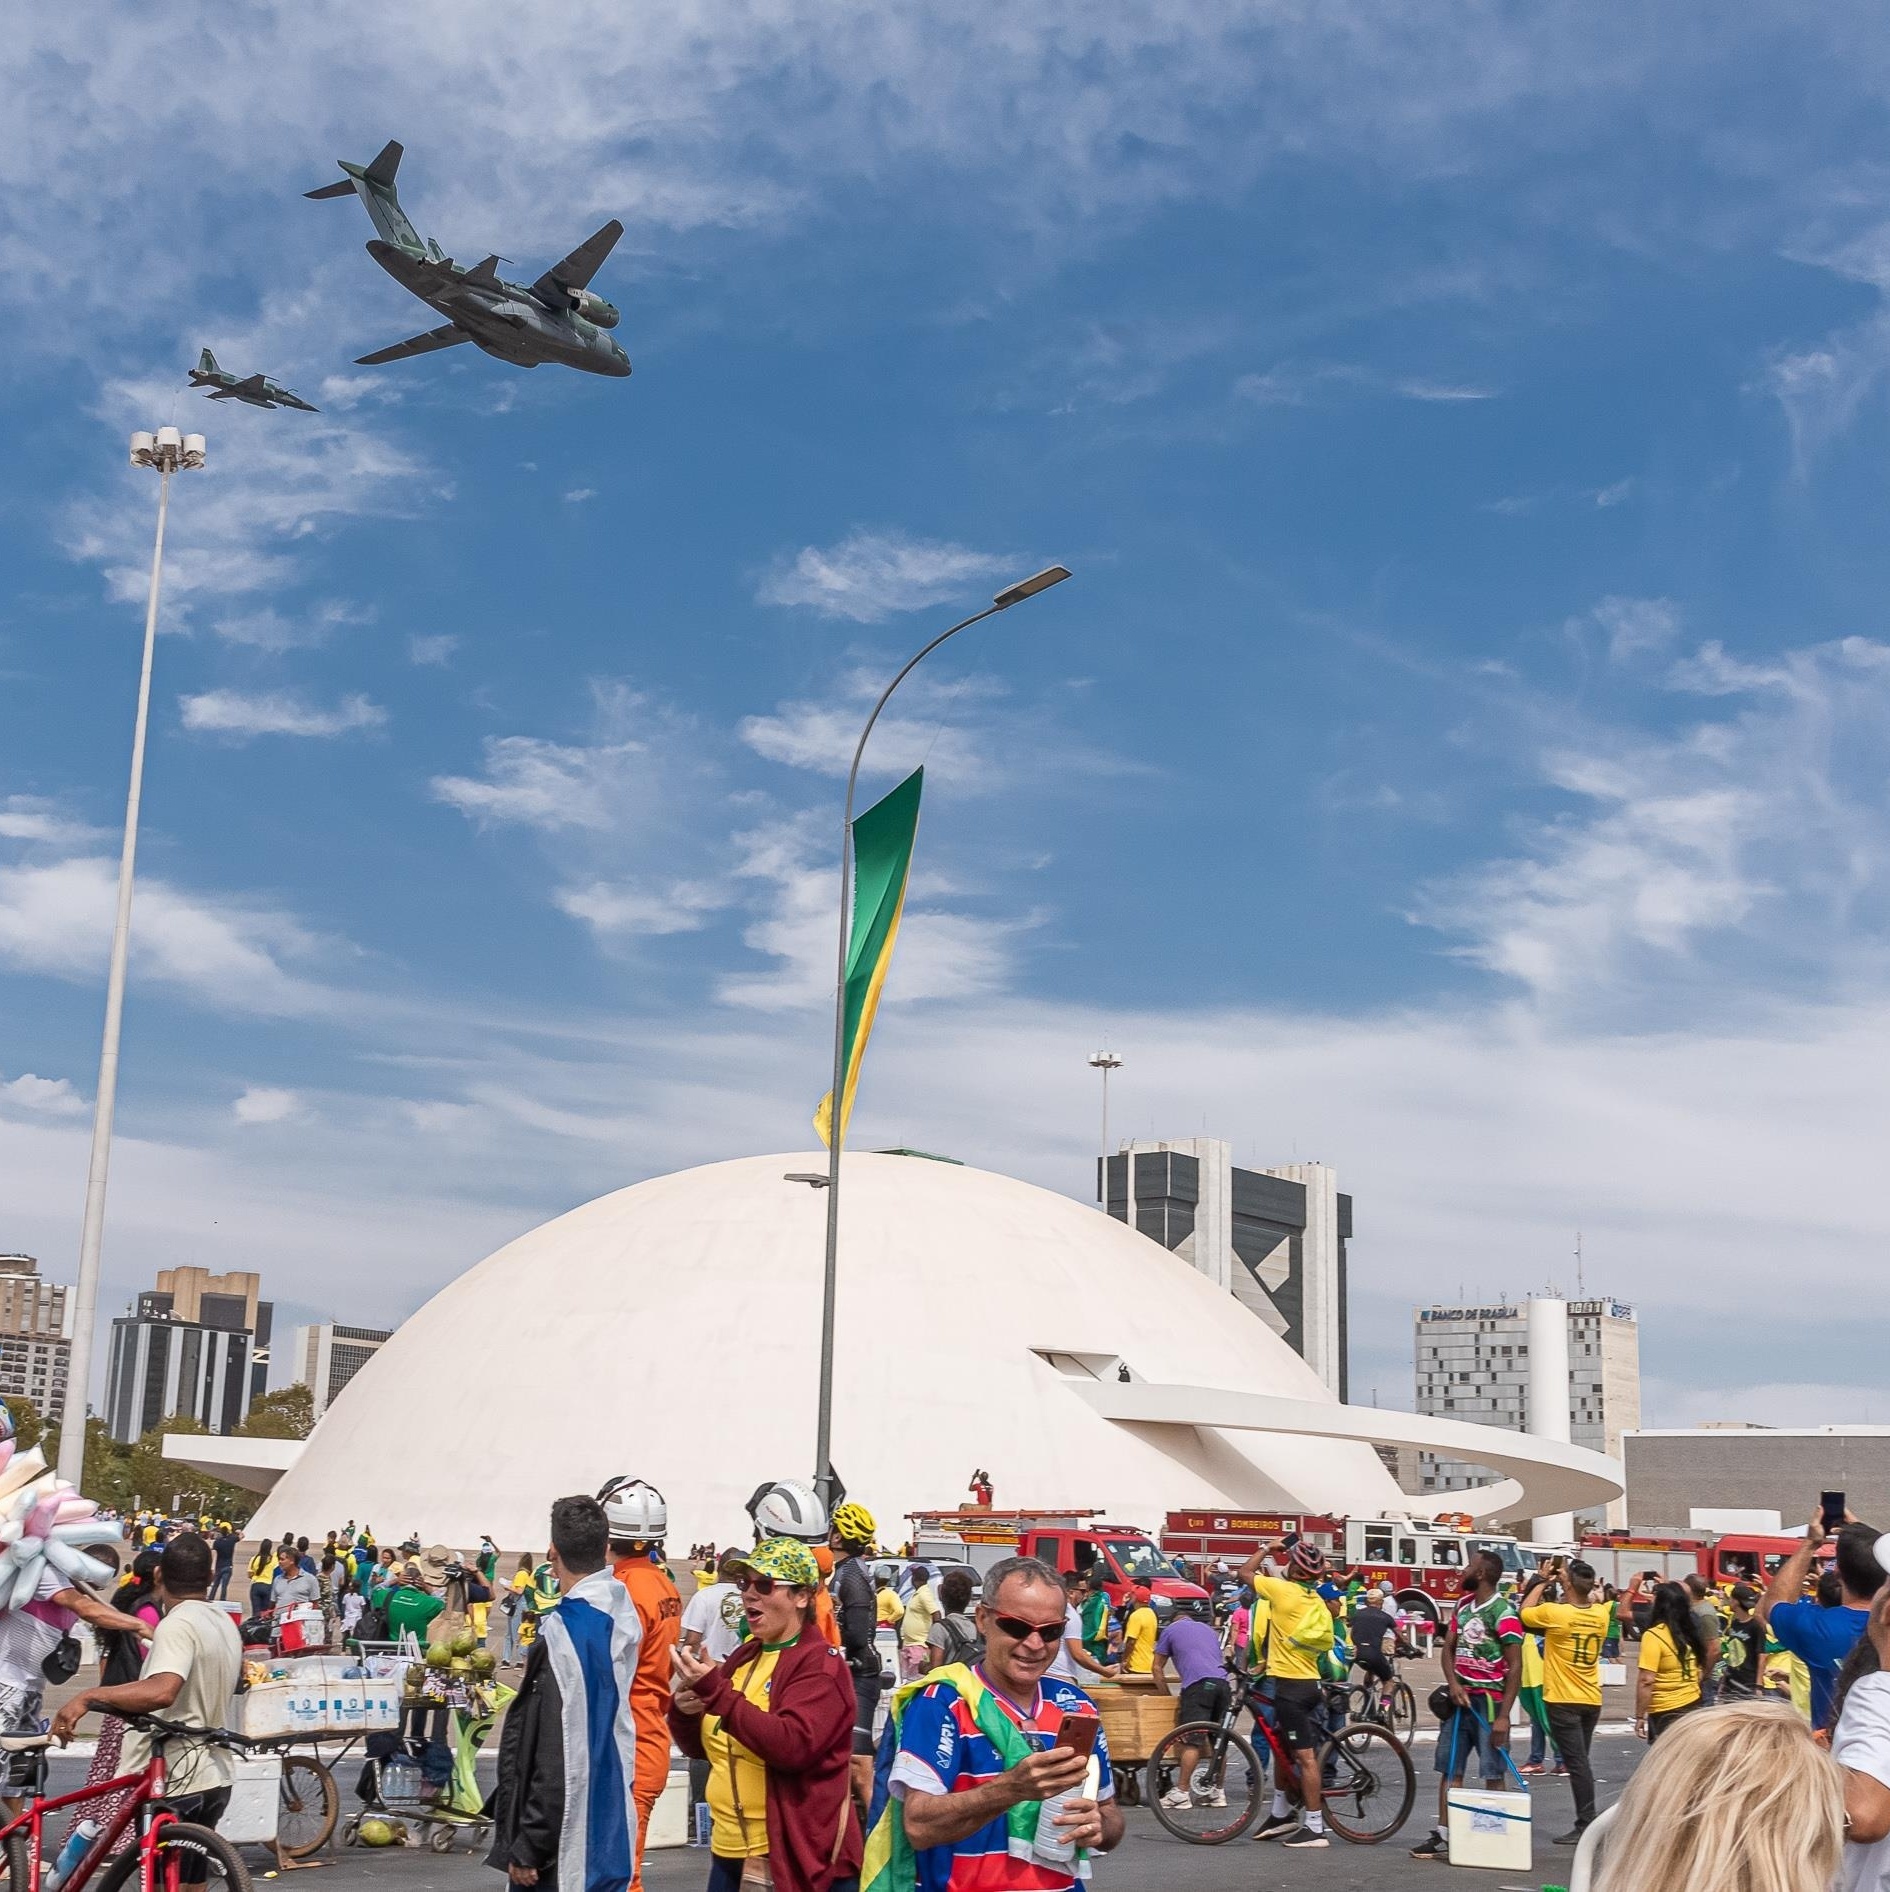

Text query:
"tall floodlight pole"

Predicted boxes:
[[812, 564, 1072, 1507], [1088, 1050, 1121, 1203], [59, 426, 207, 1489]]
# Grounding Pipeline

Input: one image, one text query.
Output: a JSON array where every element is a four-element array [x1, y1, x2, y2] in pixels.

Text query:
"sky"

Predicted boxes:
[[6, 3, 1890, 1431]]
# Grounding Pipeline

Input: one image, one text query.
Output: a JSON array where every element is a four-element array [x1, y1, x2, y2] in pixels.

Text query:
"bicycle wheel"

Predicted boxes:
[[1318, 1722, 1415, 1844], [1388, 1681, 1417, 1741], [1145, 1721, 1265, 1844], [277, 1755, 339, 1858], [0, 1830, 28, 1892], [1341, 1682, 1378, 1726], [96, 1821, 253, 1892]]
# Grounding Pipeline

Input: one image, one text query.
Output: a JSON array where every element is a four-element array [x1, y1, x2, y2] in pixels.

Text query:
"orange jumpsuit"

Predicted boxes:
[[613, 1553, 681, 1891]]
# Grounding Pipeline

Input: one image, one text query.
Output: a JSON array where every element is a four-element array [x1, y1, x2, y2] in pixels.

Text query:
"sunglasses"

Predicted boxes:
[[736, 1573, 806, 1596], [991, 1614, 1067, 1647]]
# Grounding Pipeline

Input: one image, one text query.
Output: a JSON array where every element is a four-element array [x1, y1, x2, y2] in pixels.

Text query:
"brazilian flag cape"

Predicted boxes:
[[862, 1663, 1085, 1892], [815, 768, 922, 1149]]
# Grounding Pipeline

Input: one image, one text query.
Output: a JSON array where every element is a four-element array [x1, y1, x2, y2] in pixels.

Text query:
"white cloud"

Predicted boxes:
[[1592, 595, 1680, 663], [0, 1073, 85, 1118], [554, 880, 725, 940], [1594, 477, 1637, 508], [0, 856, 330, 1015], [431, 733, 643, 832], [756, 529, 1014, 623], [737, 700, 986, 781], [233, 1085, 300, 1125], [1236, 363, 1495, 406], [1413, 634, 1890, 1006], [0, 798, 104, 848], [408, 634, 459, 667], [562, 488, 597, 505], [179, 690, 386, 739]]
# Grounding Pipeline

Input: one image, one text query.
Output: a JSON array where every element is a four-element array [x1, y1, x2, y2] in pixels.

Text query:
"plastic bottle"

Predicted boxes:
[[45, 1820, 100, 1890], [1030, 1744, 1100, 1866]]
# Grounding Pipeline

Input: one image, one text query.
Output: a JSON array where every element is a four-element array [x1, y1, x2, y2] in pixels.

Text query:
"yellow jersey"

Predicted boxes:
[[704, 1645, 785, 1858], [1122, 1606, 1158, 1674], [1638, 1623, 1701, 1716], [1521, 1599, 1613, 1706], [1253, 1575, 1330, 1684]]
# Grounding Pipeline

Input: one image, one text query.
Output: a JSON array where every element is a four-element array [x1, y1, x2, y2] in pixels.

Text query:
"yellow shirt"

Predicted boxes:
[[1253, 1575, 1326, 1683], [1638, 1623, 1700, 1716], [876, 1588, 904, 1629], [1122, 1606, 1158, 1674], [704, 1645, 785, 1858], [901, 1584, 940, 1646], [1521, 1600, 1612, 1706], [1248, 1595, 1272, 1666]]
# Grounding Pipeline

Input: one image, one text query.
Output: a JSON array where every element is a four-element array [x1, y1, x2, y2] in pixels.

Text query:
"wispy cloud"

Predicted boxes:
[[0, 798, 104, 848], [1592, 595, 1680, 664], [431, 733, 645, 831], [562, 487, 597, 505], [179, 689, 387, 740], [233, 1085, 301, 1125], [1236, 362, 1496, 406], [0, 1073, 85, 1118], [757, 529, 1014, 623], [408, 633, 459, 667], [554, 879, 726, 941]]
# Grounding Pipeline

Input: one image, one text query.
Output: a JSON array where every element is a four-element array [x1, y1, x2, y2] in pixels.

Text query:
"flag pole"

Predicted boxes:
[[812, 568, 1071, 1509]]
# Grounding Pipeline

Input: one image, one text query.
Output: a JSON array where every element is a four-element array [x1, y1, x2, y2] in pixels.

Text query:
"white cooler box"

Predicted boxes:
[[1447, 1786, 1533, 1870], [236, 1655, 401, 1741]]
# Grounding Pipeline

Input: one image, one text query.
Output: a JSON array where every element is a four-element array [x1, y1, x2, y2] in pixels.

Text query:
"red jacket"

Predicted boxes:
[[668, 1626, 864, 1892]]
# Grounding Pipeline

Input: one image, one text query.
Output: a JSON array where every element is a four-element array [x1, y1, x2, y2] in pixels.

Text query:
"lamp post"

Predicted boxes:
[[57, 427, 206, 1489], [1088, 1049, 1121, 1202], [811, 563, 1071, 1507]]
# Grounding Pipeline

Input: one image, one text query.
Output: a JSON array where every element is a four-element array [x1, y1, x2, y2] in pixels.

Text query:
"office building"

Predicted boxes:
[[1414, 1296, 1640, 1529], [0, 1256, 74, 1426], [1624, 1426, 1890, 1531], [291, 1322, 392, 1420], [1102, 1140, 1350, 1398], [103, 1267, 273, 1443]]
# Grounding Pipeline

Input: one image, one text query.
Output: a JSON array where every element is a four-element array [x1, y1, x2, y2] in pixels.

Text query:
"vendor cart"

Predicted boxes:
[[1089, 1679, 1177, 1807]]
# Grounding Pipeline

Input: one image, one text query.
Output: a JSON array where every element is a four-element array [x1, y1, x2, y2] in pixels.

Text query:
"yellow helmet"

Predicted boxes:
[[831, 1501, 876, 1550]]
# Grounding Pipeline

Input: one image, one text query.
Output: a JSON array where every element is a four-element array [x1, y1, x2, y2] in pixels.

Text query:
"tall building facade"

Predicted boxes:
[[1414, 1296, 1640, 1528], [0, 1256, 73, 1426], [291, 1322, 392, 1420], [103, 1268, 272, 1443], [1101, 1140, 1350, 1398]]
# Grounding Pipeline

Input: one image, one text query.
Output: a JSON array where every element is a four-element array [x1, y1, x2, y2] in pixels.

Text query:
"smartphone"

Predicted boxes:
[[1823, 1492, 1847, 1533], [1054, 1714, 1100, 1757]]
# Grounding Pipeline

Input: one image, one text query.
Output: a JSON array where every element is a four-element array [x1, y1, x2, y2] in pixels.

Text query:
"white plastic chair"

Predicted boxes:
[[1567, 1801, 1620, 1892]]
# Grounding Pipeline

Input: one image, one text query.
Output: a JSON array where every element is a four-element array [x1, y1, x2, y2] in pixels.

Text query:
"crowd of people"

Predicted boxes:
[[38, 1486, 1890, 1892]]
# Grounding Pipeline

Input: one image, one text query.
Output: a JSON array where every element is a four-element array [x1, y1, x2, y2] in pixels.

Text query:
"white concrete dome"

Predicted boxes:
[[255, 1151, 1417, 1551]]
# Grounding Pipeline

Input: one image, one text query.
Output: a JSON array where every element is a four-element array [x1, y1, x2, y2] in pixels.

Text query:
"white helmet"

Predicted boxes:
[[597, 1476, 667, 1540], [747, 1478, 827, 1543]]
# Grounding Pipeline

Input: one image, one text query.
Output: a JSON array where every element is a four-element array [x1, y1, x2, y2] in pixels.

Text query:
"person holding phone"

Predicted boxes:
[[1763, 1501, 1884, 1732], [877, 1554, 1122, 1891]]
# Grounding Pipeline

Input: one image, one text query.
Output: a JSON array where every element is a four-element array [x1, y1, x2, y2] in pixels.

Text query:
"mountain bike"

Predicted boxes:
[[1145, 1669, 1415, 1846], [0, 1714, 253, 1892], [1342, 1657, 1418, 1740]]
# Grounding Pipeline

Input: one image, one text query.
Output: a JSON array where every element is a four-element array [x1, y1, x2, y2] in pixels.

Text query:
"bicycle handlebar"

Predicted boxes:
[[119, 1715, 253, 1753]]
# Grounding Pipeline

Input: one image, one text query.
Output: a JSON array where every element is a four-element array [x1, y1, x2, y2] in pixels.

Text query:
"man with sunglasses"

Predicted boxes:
[[884, 1554, 1123, 1890]]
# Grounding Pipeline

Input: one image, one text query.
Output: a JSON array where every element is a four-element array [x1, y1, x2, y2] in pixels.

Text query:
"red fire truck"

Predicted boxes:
[[1161, 1510, 1529, 1626], [909, 1509, 1210, 1617], [1577, 1528, 1812, 1589]]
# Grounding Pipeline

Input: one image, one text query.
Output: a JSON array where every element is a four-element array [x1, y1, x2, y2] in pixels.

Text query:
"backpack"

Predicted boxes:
[[354, 1594, 391, 1642], [935, 1611, 984, 1668]]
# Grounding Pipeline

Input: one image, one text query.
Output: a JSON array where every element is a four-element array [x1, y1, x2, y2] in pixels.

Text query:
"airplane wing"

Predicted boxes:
[[232, 374, 269, 396], [355, 324, 472, 366], [532, 220, 623, 300]]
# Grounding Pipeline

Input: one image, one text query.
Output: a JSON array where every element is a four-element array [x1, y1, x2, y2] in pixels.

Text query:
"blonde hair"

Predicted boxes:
[[1595, 1700, 1843, 1892]]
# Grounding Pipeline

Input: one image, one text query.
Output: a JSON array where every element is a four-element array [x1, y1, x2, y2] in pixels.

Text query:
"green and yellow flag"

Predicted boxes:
[[814, 766, 923, 1149]]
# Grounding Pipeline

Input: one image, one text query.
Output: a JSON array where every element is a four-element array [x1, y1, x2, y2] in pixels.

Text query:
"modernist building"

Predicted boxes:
[[0, 1256, 73, 1426], [291, 1322, 392, 1419], [1101, 1140, 1349, 1398], [103, 1267, 273, 1442], [1415, 1297, 1641, 1529], [226, 1153, 1617, 1549]]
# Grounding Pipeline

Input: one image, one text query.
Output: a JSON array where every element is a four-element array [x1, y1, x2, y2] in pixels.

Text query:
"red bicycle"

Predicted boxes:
[[0, 1714, 253, 1892]]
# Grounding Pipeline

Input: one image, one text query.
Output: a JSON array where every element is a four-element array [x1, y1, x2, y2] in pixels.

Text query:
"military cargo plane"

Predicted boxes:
[[306, 141, 630, 378], [188, 349, 318, 412]]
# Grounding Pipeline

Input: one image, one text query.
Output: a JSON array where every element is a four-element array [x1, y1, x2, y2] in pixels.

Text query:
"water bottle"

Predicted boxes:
[[46, 1820, 100, 1890], [1029, 1736, 1098, 1866]]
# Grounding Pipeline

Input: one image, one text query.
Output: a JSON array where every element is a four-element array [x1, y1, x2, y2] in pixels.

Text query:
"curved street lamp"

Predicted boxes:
[[58, 428, 207, 1486], [812, 564, 1071, 1506]]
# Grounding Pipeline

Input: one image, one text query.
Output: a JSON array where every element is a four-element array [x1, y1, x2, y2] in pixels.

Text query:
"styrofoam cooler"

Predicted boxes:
[[235, 1655, 400, 1740], [218, 1757, 284, 1846], [277, 1606, 324, 1653], [1447, 1787, 1533, 1869]]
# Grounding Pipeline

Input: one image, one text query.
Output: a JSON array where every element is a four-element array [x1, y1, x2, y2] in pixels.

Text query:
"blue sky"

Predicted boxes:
[[7, 3, 1890, 1427]]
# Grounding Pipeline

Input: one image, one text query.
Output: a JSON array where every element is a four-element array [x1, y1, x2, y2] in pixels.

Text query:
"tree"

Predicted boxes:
[[239, 1385, 314, 1440], [3, 1395, 43, 1451]]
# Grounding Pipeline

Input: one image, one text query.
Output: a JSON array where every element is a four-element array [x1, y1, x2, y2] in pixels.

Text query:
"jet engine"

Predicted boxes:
[[566, 288, 619, 329]]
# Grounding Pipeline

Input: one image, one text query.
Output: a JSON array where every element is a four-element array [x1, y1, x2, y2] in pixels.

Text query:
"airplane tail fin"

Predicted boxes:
[[305, 140, 423, 254], [196, 347, 218, 375]]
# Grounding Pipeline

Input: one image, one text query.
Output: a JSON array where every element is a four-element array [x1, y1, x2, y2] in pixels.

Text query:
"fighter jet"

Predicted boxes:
[[306, 142, 629, 379], [187, 349, 319, 412]]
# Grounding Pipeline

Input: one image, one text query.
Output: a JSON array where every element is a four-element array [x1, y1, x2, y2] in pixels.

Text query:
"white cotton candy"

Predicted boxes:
[[49, 1520, 116, 1545], [8, 1553, 42, 1608], [0, 1449, 47, 1501], [44, 1542, 111, 1586]]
